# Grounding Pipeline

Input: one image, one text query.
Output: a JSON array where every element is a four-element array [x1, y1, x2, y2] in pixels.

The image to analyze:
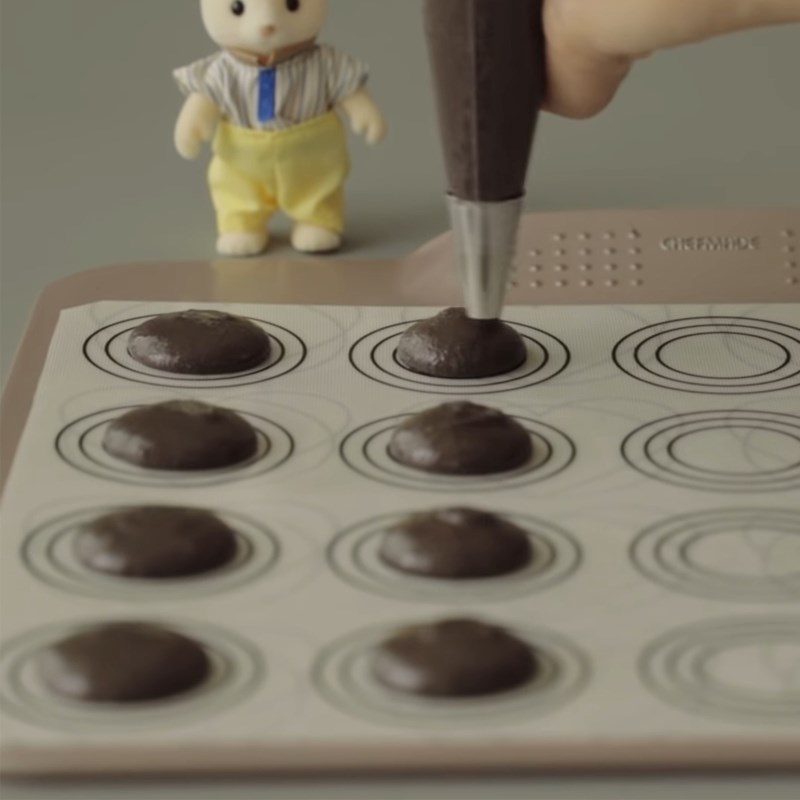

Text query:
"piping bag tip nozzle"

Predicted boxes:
[[448, 195, 524, 321]]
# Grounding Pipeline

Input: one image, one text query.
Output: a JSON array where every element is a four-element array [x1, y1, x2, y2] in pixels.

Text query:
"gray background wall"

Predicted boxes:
[[2, 0, 799, 380]]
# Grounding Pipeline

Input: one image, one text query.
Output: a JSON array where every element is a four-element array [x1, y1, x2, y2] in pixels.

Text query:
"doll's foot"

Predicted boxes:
[[291, 223, 342, 254], [217, 231, 269, 257]]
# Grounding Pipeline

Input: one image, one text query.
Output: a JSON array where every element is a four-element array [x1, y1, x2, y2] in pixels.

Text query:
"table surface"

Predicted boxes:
[[1, 0, 799, 796]]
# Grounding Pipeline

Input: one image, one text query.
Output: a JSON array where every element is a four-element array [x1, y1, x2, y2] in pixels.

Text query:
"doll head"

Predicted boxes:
[[200, 0, 329, 55]]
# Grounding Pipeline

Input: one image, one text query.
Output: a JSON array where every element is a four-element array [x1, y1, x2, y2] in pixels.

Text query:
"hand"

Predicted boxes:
[[174, 93, 221, 160], [340, 87, 389, 146], [543, 0, 800, 118]]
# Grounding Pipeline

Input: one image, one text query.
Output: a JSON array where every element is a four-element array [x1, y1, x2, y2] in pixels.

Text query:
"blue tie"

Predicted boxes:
[[258, 68, 277, 124]]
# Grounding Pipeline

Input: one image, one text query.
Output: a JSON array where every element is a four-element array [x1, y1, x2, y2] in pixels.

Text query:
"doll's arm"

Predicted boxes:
[[338, 87, 388, 146], [174, 93, 222, 160]]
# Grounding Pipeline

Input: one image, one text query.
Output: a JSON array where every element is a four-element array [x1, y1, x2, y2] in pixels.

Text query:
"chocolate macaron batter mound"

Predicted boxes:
[[397, 308, 527, 379], [380, 508, 533, 579], [36, 622, 211, 703], [102, 400, 258, 471], [128, 310, 271, 375], [373, 618, 538, 697], [75, 506, 238, 579], [388, 402, 533, 476]]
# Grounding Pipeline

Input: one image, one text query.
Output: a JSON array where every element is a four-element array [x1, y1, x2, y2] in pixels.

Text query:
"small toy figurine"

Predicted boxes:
[[174, 0, 387, 256]]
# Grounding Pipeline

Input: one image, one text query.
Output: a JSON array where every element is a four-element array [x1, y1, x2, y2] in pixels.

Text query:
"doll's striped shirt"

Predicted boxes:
[[174, 45, 368, 131]]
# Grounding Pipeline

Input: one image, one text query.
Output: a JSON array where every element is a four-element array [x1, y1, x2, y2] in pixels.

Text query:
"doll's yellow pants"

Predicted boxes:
[[209, 112, 350, 235]]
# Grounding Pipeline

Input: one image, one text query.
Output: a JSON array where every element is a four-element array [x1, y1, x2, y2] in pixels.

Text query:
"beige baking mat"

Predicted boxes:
[[1, 298, 799, 775]]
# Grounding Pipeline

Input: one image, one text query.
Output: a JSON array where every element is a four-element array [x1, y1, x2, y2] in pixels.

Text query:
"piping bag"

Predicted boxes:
[[424, 0, 546, 319]]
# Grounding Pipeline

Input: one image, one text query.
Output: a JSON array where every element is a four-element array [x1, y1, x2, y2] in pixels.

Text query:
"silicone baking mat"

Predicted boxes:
[[1, 299, 799, 775]]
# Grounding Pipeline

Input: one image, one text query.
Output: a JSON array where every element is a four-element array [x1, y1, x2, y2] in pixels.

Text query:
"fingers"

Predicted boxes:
[[543, 36, 633, 119], [541, 0, 640, 118], [542, 0, 800, 119]]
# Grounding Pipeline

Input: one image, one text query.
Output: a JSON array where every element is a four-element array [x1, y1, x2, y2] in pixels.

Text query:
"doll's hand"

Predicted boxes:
[[339, 88, 388, 146], [543, 0, 800, 118], [174, 93, 221, 160]]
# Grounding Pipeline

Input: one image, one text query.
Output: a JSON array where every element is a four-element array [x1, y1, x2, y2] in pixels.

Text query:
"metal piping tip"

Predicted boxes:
[[448, 195, 524, 320]]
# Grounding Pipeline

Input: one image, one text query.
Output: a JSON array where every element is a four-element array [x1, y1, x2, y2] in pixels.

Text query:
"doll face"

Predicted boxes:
[[200, 0, 328, 54]]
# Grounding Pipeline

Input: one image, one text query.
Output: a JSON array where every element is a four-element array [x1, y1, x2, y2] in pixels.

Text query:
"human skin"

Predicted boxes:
[[543, 0, 800, 118]]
